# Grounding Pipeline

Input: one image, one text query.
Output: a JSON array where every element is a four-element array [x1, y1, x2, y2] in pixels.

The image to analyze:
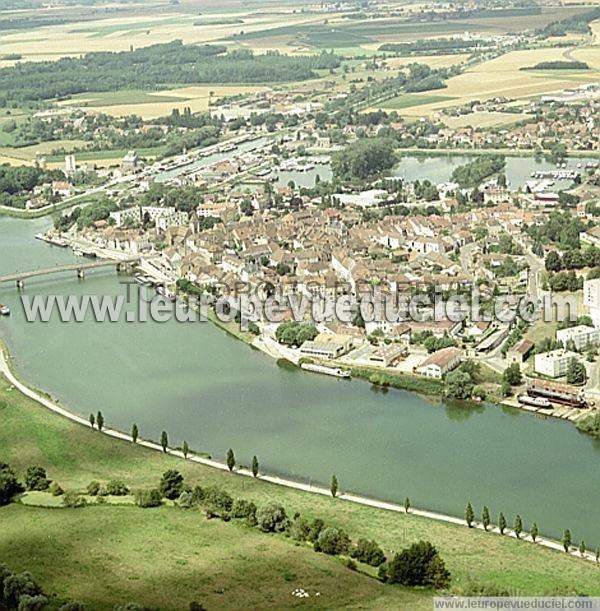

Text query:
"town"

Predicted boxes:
[[1, 0, 600, 608]]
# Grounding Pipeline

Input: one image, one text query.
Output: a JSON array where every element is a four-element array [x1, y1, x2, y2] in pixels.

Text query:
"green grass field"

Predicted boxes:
[[1, 366, 600, 608], [379, 94, 456, 111]]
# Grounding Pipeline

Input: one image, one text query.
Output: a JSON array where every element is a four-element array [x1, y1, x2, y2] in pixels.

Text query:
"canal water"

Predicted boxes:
[[1, 214, 600, 546], [274, 154, 597, 191]]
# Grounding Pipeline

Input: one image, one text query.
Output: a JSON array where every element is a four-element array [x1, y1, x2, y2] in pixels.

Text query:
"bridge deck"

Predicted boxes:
[[0, 257, 140, 283]]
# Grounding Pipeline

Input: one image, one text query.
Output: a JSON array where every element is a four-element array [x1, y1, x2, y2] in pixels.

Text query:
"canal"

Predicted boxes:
[[1, 214, 600, 546]]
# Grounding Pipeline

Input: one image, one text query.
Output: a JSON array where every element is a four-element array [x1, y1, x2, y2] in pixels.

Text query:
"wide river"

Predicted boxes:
[[1, 214, 600, 546]]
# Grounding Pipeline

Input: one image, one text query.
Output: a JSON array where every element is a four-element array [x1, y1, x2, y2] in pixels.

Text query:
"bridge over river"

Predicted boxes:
[[0, 257, 140, 288]]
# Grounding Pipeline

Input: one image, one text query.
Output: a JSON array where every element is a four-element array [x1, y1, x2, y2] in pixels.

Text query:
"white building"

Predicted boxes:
[[65, 154, 76, 176], [534, 349, 579, 378], [584, 279, 600, 328], [556, 325, 600, 351], [109, 206, 141, 227], [416, 347, 462, 379]]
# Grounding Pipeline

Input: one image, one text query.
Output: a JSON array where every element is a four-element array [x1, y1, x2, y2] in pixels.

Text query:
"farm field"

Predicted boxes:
[[381, 53, 472, 69], [442, 111, 531, 129], [57, 85, 269, 119], [0, 10, 336, 61], [378, 93, 457, 111], [0, 140, 88, 162], [373, 45, 600, 118]]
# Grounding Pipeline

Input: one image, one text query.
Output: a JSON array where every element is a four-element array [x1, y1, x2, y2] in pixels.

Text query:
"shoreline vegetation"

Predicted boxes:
[[0, 337, 598, 567]]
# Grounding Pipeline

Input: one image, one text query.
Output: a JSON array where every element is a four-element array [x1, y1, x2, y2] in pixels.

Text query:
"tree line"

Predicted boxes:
[[0, 42, 341, 103]]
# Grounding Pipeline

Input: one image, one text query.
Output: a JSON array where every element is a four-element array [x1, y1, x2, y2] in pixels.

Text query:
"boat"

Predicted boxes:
[[300, 363, 351, 379], [518, 394, 551, 409], [0, 304, 10, 316]]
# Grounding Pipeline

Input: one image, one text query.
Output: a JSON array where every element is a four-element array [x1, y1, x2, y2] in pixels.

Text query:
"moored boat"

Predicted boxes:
[[518, 394, 551, 409], [301, 363, 351, 379], [0, 304, 10, 316]]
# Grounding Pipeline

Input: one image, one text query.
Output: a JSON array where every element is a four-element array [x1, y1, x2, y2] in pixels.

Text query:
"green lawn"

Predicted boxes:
[[379, 94, 456, 110], [1, 373, 600, 608], [63, 89, 192, 107]]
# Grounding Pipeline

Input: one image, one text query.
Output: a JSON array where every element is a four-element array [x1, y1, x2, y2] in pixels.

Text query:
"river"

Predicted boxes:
[[1, 215, 600, 547]]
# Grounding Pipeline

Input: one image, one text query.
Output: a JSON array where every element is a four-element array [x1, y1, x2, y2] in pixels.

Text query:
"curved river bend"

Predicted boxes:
[[1, 215, 600, 545]]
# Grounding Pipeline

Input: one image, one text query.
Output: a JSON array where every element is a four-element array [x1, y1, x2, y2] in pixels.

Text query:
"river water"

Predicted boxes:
[[1, 211, 600, 546]]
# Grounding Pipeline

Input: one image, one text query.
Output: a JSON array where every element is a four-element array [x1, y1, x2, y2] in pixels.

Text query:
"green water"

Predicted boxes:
[[2, 215, 600, 546]]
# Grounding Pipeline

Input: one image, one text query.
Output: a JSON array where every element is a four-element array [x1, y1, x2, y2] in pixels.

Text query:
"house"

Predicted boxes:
[[416, 347, 462, 379], [52, 181, 72, 198], [121, 151, 141, 172], [507, 339, 535, 364]]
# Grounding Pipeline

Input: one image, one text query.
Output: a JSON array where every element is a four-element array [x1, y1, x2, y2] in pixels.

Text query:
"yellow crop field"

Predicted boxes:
[[442, 111, 530, 129], [0, 11, 335, 61], [58, 85, 268, 119], [393, 46, 600, 117], [0, 140, 87, 161], [0, 155, 31, 167], [382, 54, 471, 69]]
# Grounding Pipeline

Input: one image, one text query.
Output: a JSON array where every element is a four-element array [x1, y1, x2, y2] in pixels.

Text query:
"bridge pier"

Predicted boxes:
[[16, 279, 24, 289], [77, 269, 85, 279]]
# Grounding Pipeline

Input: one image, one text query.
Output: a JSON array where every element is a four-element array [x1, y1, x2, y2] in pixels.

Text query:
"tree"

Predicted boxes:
[[579, 540, 586, 556], [445, 370, 473, 400], [252, 455, 259, 478], [159, 470, 184, 500], [3, 572, 41, 608], [135, 488, 162, 508], [351, 539, 386, 567], [131, 423, 138, 443], [330, 474, 338, 498], [182, 440, 189, 458], [96, 411, 104, 432], [24, 466, 50, 491], [160, 431, 168, 452], [498, 512, 507, 535], [482, 506, 490, 531], [331, 138, 397, 181], [0, 462, 22, 505], [562, 528, 571, 552], [545, 251, 562, 273], [226, 448, 235, 472], [89, 413, 95, 428], [257, 502, 288, 532], [531, 522, 538, 542], [404, 497, 411, 513], [62, 491, 87, 508], [315, 527, 351, 555], [503, 363, 522, 386], [105, 480, 129, 496], [566, 358, 587, 385], [465, 502, 474, 528], [514, 514, 522, 539], [231, 499, 257, 521], [384, 541, 450, 588]]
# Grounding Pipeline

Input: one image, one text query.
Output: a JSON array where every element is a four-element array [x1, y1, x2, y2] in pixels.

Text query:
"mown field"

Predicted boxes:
[[371, 44, 600, 118], [56, 85, 269, 119], [1, 368, 600, 609]]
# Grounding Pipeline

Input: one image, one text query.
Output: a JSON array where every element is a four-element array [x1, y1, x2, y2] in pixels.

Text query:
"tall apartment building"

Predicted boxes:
[[584, 279, 600, 328]]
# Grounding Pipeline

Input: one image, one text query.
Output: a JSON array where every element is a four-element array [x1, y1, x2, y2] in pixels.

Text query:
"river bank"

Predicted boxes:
[[0, 338, 596, 564]]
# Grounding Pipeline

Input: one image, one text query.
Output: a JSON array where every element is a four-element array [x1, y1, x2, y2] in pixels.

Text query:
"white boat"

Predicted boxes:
[[301, 363, 351, 379], [0, 304, 10, 316], [518, 394, 551, 409]]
